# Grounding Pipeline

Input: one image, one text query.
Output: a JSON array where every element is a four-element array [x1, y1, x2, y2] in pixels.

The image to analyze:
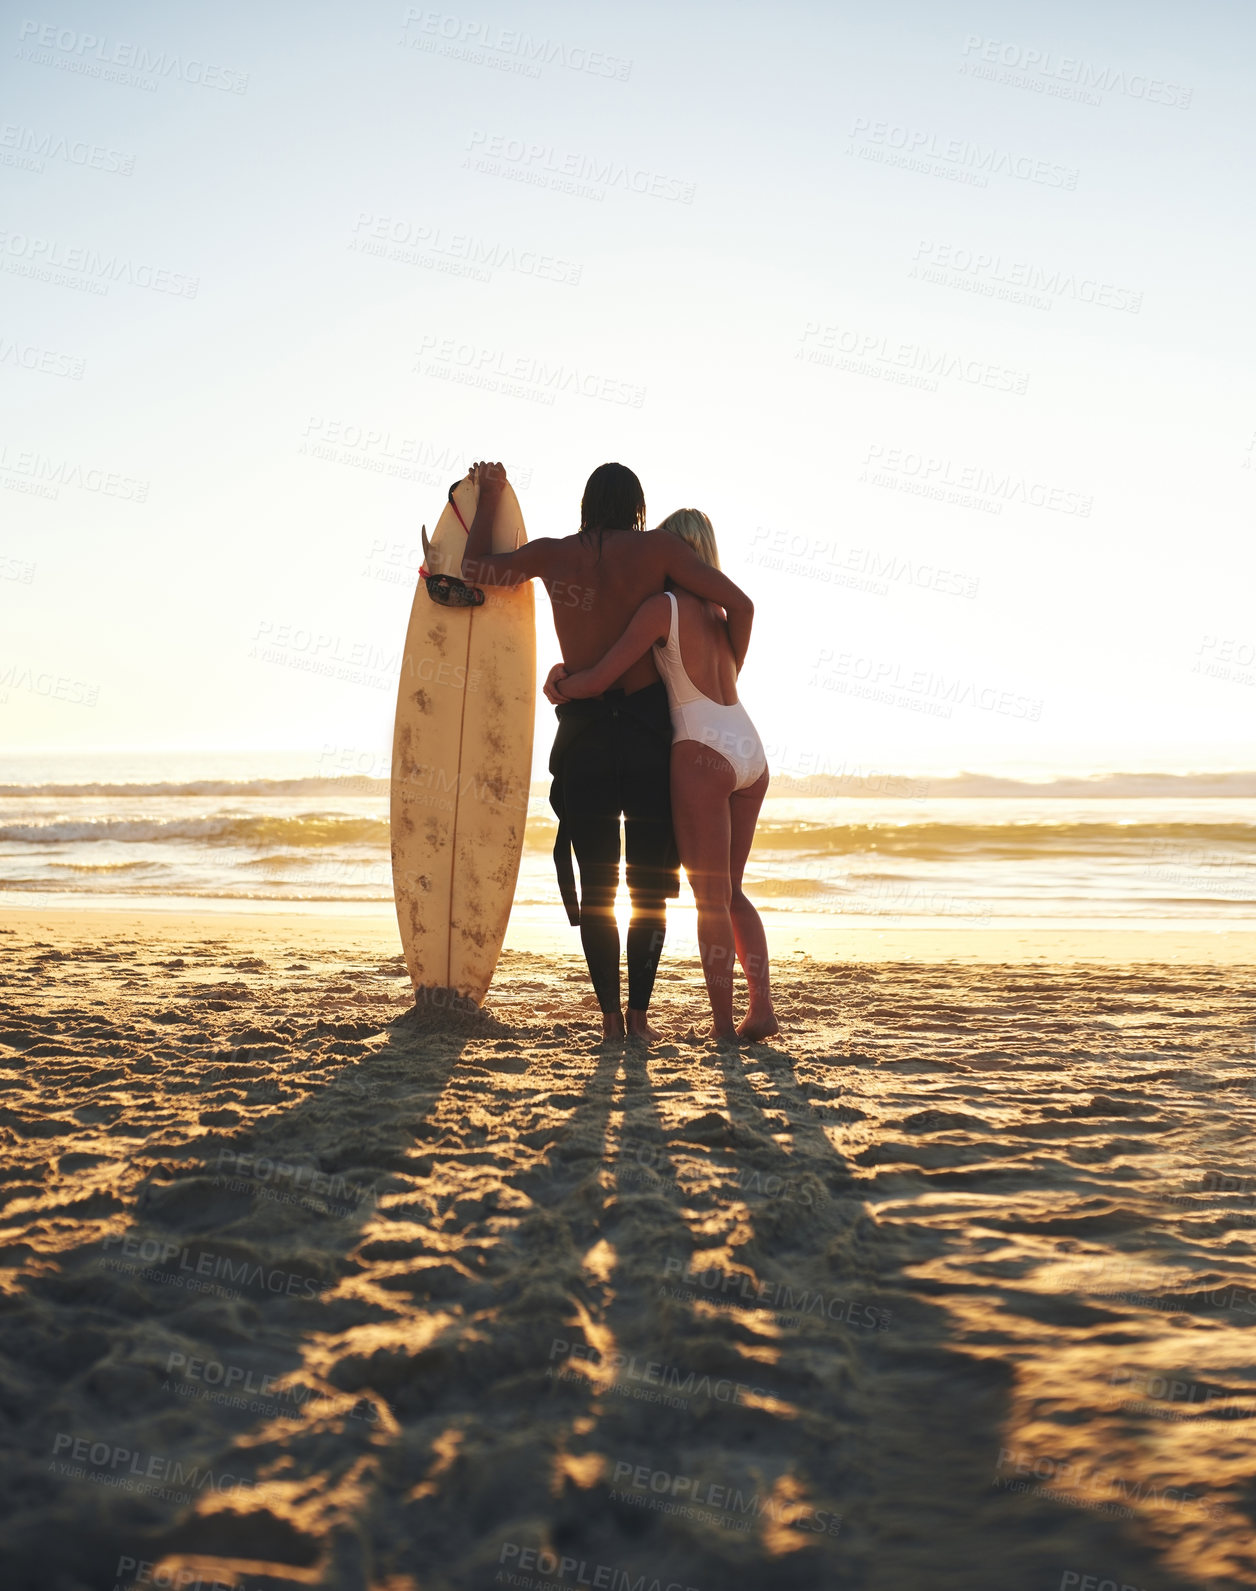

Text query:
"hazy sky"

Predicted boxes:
[[3, 0, 1254, 778]]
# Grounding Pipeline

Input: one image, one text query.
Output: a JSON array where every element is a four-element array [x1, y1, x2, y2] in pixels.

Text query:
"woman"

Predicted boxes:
[[545, 509, 777, 1042]]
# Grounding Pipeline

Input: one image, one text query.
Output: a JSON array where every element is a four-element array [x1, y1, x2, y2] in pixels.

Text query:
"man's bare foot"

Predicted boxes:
[[625, 1007, 663, 1041], [601, 1010, 626, 1041], [737, 1008, 780, 1042], [709, 1024, 740, 1045]]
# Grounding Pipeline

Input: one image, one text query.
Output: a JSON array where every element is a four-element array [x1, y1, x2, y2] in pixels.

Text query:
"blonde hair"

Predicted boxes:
[[659, 507, 720, 569]]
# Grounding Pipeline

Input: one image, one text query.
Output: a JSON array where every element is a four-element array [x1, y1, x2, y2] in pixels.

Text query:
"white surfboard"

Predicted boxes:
[[390, 474, 535, 1003]]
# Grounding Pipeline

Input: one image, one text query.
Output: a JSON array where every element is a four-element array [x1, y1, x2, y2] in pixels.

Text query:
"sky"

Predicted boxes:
[[3, 0, 1254, 780]]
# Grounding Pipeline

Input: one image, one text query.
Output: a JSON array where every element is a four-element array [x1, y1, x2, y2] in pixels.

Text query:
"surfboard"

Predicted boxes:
[[390, 474, 535, 1004]]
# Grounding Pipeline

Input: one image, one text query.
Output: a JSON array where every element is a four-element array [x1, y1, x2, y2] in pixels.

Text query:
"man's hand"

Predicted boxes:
[[543, 662, 571, 705], [470, 459, 507, 501]]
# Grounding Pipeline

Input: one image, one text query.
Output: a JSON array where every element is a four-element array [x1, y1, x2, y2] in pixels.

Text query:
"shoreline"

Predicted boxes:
[[4, 903, 1255, 966]]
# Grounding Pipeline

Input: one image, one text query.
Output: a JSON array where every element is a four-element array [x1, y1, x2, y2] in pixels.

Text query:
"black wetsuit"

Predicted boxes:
[[548, 681, 680, 1014]]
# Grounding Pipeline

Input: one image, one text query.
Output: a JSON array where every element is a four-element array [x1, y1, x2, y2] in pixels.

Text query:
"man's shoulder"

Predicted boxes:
[[636, 530, 672, 563], [532, 531, 582, 569], [517, 533, 568, 563]]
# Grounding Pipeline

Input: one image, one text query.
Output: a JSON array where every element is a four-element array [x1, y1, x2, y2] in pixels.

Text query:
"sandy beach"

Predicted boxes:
[[1, 909, 1253, 1590]]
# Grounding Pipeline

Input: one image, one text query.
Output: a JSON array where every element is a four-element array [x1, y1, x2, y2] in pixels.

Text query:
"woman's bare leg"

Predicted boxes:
[[729, 768, 777, 1039], [670, 741, 738, 1039]]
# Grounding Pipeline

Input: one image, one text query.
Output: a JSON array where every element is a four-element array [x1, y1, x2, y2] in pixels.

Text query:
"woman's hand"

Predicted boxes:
[[543, 663, 571, 705]]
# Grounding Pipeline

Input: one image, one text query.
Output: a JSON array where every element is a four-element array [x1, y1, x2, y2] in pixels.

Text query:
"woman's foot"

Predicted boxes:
[[601, 1010, 626, 1041], [626, 1007, 664, 1041], [736, 1007, 779, 1042]]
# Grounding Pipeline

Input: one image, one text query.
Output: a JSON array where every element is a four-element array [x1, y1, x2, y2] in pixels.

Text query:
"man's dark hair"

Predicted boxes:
[[579, 463, 646, 545]]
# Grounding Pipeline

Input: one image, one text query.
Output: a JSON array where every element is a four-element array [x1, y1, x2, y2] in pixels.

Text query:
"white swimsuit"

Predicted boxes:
[[652, 591, 767, 791]]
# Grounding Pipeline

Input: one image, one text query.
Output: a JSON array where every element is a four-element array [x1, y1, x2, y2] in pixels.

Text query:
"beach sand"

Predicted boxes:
[[1, 908, 1254, 1590]]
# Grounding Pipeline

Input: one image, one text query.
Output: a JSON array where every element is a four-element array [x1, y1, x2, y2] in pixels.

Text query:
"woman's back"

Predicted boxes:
[[668, 588, 740, 706]]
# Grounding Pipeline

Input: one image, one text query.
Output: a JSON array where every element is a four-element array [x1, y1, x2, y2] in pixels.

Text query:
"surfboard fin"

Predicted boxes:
[[420, 524, 431, 564]]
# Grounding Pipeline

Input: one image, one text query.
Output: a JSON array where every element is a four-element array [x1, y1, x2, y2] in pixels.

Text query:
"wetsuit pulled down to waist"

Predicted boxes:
[[548, 681, 680, 1014]]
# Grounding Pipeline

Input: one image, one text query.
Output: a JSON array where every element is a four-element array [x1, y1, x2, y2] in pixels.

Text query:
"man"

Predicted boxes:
[[462, 460, 754, 1040]]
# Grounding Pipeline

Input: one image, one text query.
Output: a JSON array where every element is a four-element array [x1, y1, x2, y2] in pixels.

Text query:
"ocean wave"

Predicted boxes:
[[0, 877, 395, 901], [0, 814, 390, 847], [44, 860, 154, 873], [0, 777, 392, 798], [4, 770, 1256, 799], [1, 811, 1253, 858], [742, 876, 838, 897], [769, 771, 1256, 799], [746, 819, 1256, 856]]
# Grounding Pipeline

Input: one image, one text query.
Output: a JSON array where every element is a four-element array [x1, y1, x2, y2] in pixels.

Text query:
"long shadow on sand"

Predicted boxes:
[[0, 999, 471, 1589], [0, 972, 1222, 1591], [265, 1015, 1209, 1591]]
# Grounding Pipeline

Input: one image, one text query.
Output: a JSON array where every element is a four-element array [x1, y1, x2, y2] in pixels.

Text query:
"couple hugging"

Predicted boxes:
[[462, 460, 778, 1046]]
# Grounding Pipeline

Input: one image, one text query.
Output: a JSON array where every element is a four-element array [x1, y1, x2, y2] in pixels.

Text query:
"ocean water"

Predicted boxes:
[[1, 752, 1253, 934]]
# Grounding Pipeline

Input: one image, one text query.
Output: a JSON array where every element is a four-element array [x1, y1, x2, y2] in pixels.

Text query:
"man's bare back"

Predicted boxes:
[[461, 465, 753, 683], [543, 530, 695, 693]]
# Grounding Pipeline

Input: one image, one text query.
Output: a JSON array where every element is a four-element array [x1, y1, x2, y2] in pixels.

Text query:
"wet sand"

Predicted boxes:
[[0, 909, 1253, 1590]]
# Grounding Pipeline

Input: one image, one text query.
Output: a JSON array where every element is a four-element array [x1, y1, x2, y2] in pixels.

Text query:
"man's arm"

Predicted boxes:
[[653, 533, 754, 671], [460, 460, 553, 587], [556, 595, 672, 699]]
